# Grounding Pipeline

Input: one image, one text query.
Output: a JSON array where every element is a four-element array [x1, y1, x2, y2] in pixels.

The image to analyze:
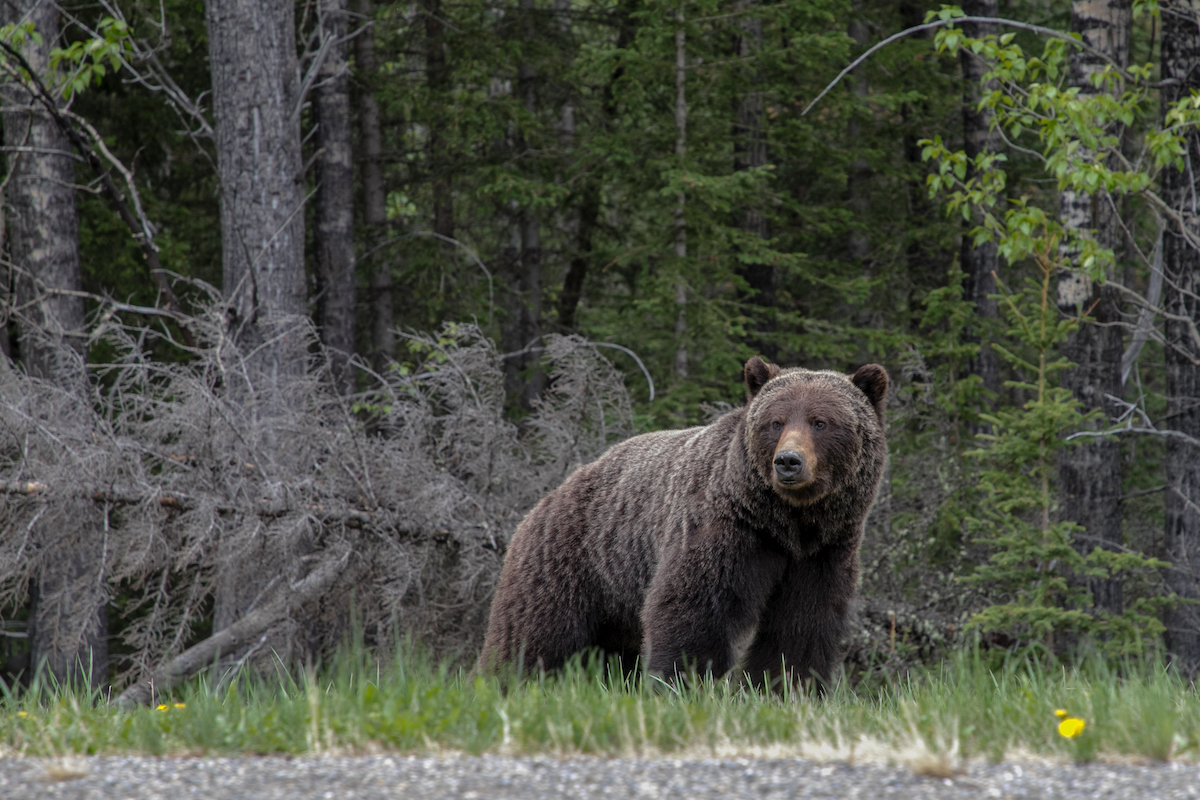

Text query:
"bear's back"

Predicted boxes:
[[530, 412, 745, 619]]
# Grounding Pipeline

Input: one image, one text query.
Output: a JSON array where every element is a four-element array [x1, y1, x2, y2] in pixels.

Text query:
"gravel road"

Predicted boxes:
[[1, 754, 1198, 800]]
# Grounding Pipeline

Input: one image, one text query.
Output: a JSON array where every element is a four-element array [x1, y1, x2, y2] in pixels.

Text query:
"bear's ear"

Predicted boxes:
[[850, 364, 889, 419], [744, 356, 781, 400]]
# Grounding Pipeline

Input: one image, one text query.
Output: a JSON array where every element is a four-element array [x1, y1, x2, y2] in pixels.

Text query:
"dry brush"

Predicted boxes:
[[0, 306, 633, 702]]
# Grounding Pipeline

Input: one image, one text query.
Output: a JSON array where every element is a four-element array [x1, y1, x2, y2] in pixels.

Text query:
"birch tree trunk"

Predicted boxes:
[[355, 0, 394, 369], [1056, 0, 1130, 618], [1160, 0, 1200, 673], [205, 0, 307, 632], [1, 0, 107, 689], [314, 0, 357, 395], [960, 0, 1000, 400]]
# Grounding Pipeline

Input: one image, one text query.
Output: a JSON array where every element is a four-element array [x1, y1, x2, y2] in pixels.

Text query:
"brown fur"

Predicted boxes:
[[480, 357, 889, 688]]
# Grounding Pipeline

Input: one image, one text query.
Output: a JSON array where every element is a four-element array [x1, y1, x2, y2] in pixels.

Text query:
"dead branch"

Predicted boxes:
[[1066, 425, 1200, 449], [113, 548, 355, 708], [0, 36, 197, 348], [0, 478, 475, 535], [0, 319, 633, 678], [802, 15, 1149, 118]]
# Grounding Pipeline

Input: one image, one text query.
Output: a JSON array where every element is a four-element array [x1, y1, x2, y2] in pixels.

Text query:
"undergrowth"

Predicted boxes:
[[1, 646, 1196, 767]]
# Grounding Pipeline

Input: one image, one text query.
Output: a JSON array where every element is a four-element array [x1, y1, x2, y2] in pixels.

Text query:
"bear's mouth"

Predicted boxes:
[[772, 477, 824, 506], [774, 475, 811, 488], [772, 474, 811, 489]]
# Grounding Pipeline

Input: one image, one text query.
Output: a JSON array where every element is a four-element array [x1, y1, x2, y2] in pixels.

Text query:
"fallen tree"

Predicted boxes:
[[114, 548, 354, 708], [0, 310, 634, 691]]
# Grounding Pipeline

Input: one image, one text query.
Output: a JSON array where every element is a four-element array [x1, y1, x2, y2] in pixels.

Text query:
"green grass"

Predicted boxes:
[[2, 648, 1198, 767]]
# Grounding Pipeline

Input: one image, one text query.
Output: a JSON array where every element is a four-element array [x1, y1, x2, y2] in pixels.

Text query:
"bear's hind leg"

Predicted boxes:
[[481, 577, 601, 674]]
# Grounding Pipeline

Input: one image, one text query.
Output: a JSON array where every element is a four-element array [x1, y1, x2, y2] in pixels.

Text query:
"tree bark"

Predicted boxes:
[[1160, 0, 1200, 674], [1056, 0, 1130, 618], [1, 0, 107, 689], [732, 2, 774, 360], [673, 4, 688, 380], [314, 0, 357, 395], [960, 0, 1001, 400], [2, 6, 86, 384], [355, 0, 394, 369], [558, 183, 597, 332], [423, 0, 453, 240], [27, 498, 109, 690], [557, 0, 637, 332], [206, 0, 307, 384], [205, 0, 307, 633], [501, 0, 545, 409], [845, 5, 870, 265]]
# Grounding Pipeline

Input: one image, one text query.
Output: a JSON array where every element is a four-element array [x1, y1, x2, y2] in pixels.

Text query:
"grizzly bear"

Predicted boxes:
[[480, 357, 888, 688]]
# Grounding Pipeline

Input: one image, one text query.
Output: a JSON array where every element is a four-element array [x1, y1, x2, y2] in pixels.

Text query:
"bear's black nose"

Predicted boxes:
[[773, 450, 805, 481]]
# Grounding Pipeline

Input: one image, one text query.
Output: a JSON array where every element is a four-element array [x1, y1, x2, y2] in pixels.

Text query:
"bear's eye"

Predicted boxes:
[[812, 419, 827, 430], [771, 420, 783, 431]]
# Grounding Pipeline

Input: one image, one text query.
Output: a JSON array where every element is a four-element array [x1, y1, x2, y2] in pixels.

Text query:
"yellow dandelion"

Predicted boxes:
[[173, 703, 186, 709], [1058, 717, 1086, 738], [156, 704, 169, 712], [16, 711, 27, 718], [1054, 709, 1068, 719]]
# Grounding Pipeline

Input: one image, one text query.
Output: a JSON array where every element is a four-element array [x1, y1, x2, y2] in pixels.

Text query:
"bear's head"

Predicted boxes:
[[742, 356, 888, 507]]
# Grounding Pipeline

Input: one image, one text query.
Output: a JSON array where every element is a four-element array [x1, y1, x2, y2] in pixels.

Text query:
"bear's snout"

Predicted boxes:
[[773, 450, 806, 482], [772, 425, 817, 489]]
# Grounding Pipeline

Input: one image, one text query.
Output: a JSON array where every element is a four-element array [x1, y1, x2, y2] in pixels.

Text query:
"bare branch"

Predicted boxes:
[[1066, 424, 1200, 449], [802, 15, 1149, 118], [359, 231, 495, 325], [0, 36, 197, 348], [0, 317, 636, 679], [1122, 225, 1165, 384], [113, 548, 355, 708]]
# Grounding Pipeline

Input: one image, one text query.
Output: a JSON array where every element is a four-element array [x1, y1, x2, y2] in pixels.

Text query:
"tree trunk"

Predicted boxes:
[[206, 0, 307, 632], [1, 0, 107, 689], [558, 182, 597, 332], [732, 2, 775, 359], [27, 499, 109, 689], [960, 0, 1001, 400], [1056, 0, 1130, 618], [673, 4, 688, 380], [314, 0, 357, 395], [1160, 0, 1200, 674], [501, 0, 545, 409], [845, 6, 870, 265], [2, 6, 86, 384], [557, 0, 637, 332], [115, 549, 353, 708], [355, 0, 394, 369], [899, 1, 949, 328], [207, 0, 306, 381], [423, 0, 453, 240]]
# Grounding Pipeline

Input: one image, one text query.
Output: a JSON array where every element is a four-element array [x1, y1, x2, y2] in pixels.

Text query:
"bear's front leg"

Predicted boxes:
[[641, 535, 783, 679], [741, 540, 859, 692]]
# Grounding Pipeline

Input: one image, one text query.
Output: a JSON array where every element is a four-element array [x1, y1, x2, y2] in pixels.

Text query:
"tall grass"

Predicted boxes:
[[1, 647, 1197, 765]]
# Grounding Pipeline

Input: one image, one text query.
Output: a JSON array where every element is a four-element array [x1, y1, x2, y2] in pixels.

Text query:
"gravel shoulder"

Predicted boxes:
[[2, 754, 1199, 800]]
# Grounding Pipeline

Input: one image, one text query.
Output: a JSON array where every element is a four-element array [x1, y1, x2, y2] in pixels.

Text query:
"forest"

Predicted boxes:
[[0, 0, 1196, 703]]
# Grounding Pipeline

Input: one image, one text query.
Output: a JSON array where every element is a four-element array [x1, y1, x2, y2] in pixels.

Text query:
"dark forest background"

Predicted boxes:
[[0, 0, 1198, 701]]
